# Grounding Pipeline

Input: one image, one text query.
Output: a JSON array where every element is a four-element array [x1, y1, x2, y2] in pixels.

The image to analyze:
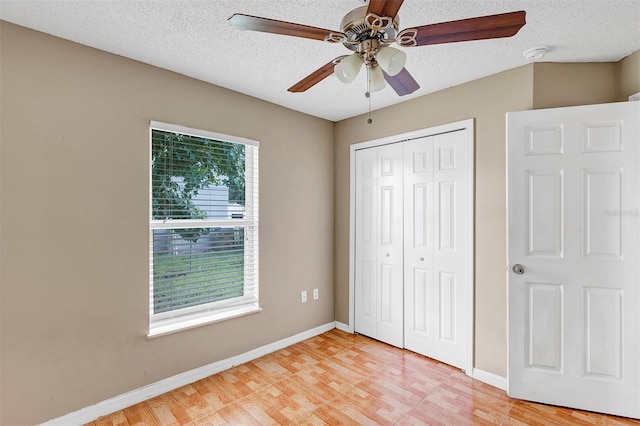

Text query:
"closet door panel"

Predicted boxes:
[[376, 143, 404, 347], [355, 148, 378, 338], [404, 137, 435, 355], [433, 131, 469, 370]]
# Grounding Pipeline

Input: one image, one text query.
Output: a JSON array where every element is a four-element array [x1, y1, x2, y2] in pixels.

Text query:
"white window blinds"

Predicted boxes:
[[149, 121, 259, 336]]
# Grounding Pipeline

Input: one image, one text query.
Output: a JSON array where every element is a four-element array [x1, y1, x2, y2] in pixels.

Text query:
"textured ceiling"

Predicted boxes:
[[1, 0, 639, 121]]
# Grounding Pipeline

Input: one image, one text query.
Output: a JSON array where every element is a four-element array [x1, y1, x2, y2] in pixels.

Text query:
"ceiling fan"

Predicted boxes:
[[229, 0, 526, 97]]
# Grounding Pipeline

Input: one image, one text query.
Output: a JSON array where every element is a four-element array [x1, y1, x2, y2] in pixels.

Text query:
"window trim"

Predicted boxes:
[[147, 121, 260, 338]]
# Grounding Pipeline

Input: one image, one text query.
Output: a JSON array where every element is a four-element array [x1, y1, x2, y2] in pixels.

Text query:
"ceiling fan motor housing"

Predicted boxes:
[[340, 6, 399, 51]]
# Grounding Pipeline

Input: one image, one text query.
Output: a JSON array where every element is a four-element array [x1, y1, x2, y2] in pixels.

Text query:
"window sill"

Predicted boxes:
[[147, 304, 262, 338]]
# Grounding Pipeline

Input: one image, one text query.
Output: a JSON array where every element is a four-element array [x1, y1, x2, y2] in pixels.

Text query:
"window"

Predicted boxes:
[[148, 121, 259, 337]]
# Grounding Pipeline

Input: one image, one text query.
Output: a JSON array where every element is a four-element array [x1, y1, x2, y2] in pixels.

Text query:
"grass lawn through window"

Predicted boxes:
[[153, 249, 244, 313]]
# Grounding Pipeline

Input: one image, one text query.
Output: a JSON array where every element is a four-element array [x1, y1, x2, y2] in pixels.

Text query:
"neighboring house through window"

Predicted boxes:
[[148, 121, 259, 337]]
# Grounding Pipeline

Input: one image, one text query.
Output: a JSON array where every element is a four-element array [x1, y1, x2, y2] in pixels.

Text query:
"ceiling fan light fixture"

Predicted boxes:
[[368, 65, 386, 92], [376, 46, 406, 76], [334, 53, 363, 83]]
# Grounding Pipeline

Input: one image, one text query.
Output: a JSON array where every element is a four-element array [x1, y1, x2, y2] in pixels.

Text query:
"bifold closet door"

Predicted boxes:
[[354, 143, 404, 348], [403, 131, 470, 370], [355, 130, 470, 364]]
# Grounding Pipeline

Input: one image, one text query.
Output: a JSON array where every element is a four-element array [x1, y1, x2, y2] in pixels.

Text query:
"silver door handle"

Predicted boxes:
[[512, 264, 525, 275], [385, 253, 390, 257]]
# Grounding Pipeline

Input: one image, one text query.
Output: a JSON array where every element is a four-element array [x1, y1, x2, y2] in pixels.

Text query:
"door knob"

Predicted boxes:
[[419, 257, 424, 261], [512, 264, 525, 275], [385, 253, 390, 257]]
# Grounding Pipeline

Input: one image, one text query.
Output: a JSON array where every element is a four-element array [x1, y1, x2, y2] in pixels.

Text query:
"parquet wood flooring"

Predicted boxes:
[[87, 329, 640, 425]]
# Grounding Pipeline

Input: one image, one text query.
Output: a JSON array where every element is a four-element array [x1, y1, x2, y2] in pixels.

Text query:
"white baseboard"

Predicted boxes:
[[335, 321, 352, 333], [41, 322, 337, 426], [472, 368, 507, 391]]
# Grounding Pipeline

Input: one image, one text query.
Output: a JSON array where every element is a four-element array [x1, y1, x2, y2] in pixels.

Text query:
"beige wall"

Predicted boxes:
[[532, 62, 618, 109], [530, 51, 640, 105], [0, 21, 335, 425], [334, 66, 535, 377], [618, 50, 640, 101]]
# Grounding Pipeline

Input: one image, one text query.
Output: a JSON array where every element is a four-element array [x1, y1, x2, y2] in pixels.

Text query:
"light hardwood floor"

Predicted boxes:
[[87, 329, 640, 425]]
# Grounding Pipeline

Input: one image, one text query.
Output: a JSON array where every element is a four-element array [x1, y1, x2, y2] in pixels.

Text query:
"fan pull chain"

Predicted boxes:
[[366, 68, 373, 124]]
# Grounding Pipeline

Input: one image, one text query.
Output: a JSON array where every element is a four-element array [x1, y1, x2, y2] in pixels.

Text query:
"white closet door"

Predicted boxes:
[[404, 130, 470, 370], [403, 137, 436, 355], [354, 143, 404, 347], [433, 131, 470, 370], [355, 147, 378, 339], [376, 143, 404, 347], [355, 125, 471, 362]]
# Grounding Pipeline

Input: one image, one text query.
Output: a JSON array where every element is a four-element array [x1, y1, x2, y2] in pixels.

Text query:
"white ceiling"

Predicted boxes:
[[1, 0, 639, 121]]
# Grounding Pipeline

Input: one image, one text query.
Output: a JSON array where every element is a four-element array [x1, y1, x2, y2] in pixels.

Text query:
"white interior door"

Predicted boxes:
[[508, 102, 640, 418], [404, 131, 471, 370], [355, 143, 404, 347]]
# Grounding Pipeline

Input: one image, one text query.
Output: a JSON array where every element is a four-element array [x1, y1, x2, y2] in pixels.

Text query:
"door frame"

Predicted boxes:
[[348, 118, 475, 374]]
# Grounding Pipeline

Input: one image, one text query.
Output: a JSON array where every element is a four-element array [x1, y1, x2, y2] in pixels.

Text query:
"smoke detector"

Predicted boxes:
[[524, 46, 549, 62]]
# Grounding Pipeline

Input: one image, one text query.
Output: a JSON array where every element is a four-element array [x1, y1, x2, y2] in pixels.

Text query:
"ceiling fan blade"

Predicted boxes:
[[383, 68, 420, 96], [288, 57, 346, 93], [398, 11, 526, 47], [229, 13, 345, 42], [366, 0, 405, 19]]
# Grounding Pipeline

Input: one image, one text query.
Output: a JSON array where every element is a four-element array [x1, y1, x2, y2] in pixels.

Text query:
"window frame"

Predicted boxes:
[[148, 121, 260, 338]]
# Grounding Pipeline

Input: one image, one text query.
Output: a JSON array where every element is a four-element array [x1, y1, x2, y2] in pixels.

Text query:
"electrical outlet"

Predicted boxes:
[[313, 288, 319, 300], [301, 290, 307, 303]]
